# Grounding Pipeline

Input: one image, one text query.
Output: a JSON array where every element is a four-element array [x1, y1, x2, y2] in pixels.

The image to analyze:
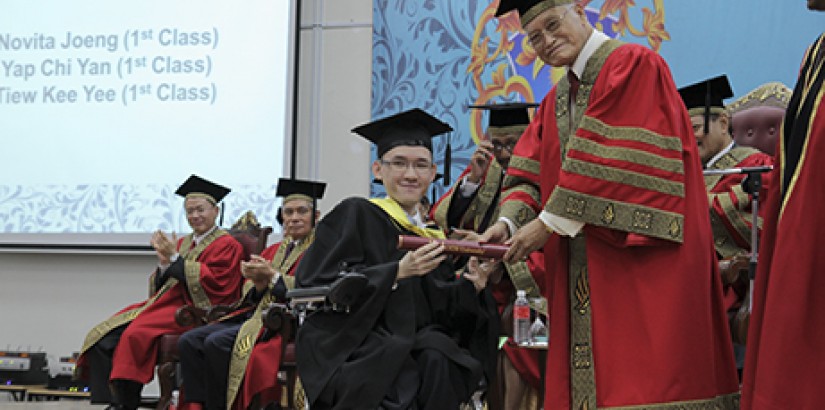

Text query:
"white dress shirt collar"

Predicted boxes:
[[570, 29, 610, 80]]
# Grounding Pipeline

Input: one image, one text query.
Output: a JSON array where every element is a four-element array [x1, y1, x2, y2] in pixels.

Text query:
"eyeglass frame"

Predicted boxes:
[[491, 140, 518, 153], [525, 4, 574, 49], [379, 159, 435, 174]]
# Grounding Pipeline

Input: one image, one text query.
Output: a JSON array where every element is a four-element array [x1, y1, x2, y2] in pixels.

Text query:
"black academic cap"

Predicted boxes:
[[678, 75, 733, 135], [175, 174, 230, 204], [469, 102, 538, 130], [495, 0, 573, 25], [276, 178, 327, 201], [352, 108, 453, 158]]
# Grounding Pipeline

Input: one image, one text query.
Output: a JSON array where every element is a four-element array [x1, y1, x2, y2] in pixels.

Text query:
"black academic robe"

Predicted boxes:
[[295, 197, 499, 409]]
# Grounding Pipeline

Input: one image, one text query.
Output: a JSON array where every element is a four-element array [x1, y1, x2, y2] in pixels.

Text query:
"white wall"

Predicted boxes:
[[0, 0, 372, 395]]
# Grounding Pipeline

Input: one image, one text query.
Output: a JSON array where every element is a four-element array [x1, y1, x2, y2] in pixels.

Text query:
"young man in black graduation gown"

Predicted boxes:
[[295, 108, 500, 409]]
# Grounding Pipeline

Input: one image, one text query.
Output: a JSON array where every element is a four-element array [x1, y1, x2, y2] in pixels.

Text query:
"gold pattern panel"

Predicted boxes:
[[566, 196, 587, 217], [632, 210, 652, 230], [573, 343, 592, 369], [709, 211, 743, 259], [574, 267, 590, 315], [601, 203, 615, 225], [603, 392, 740, 409], [566, 136, 684, 174], [546, 187, 684, 242], [718, 193, 755, 249], [185, 261, 212, 310], [703, 147, 760, 189], [563, 157, 686, 197], [500, 200, 537, 229], [579, 116, 683, 152], [502, 176, 540, 200], [508, 155, 542, 176]]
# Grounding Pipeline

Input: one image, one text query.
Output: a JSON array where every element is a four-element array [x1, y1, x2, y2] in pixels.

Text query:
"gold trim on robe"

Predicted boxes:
[[225, 233, 314, 409], [77, 228, 227, 361]]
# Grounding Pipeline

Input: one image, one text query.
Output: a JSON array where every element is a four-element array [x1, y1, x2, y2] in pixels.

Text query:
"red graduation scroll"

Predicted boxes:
[[397, 235, 509, 259]]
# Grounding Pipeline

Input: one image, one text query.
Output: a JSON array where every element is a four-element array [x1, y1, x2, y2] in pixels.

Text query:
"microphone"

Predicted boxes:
[[702, 165, 773, 176]]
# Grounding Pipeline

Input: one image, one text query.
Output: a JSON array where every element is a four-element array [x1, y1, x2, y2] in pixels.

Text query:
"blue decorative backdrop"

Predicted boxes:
[[0, 184, 278, 234], [370, 0, 825, 200]]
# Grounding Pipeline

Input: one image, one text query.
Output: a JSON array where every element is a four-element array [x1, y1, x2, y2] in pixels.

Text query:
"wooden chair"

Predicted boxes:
[[155, 212, 272, 410]]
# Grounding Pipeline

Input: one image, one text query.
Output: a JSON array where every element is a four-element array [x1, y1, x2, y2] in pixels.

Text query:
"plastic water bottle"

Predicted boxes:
[[513, 290, 530, 345], [169, 390, 179, 410], [528, 316, 548, 347]]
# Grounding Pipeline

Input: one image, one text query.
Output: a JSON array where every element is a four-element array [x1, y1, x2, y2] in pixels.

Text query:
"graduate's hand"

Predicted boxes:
[[397, 242, 446, 281], [504, 219, 551, 263], [479, 221, 510, 244], [151, 230, 177, 263], [450, 228, 481, 242], [468, 141, 494, 184], [464, 256, 498, 292]]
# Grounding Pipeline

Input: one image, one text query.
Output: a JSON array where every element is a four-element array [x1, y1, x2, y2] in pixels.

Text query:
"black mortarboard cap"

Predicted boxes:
[[276, 178, 327, 201], [469, 102, 538, 131], [175, 174, 230, 204], [495, 0, 573, 26], [352, 108, 453, 158], [678, 75, 734, 135]]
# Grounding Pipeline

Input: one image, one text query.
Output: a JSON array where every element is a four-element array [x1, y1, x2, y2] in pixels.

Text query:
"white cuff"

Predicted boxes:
[[459, 175, 480, 197], [497, 217, 517, 238], [157, 253, 180, 273], [538, 211, 584, 237]]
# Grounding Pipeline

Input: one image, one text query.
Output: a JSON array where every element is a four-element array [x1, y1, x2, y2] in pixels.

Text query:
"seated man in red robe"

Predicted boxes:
[[177, 178, 325, 410], [678, 75, 774, 376], [76, 175, 245, 410]]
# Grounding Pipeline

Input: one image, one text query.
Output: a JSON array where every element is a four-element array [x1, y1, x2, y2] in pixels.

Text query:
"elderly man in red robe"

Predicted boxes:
[[741, 1, 825, 408], [77, 175, 245, 410], [481, 0, 740, 408]]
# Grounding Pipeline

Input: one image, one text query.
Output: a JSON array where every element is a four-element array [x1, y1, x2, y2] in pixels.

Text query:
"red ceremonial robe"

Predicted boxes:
[[231, 241, 307, 410], [79, 231, 244, 384], [500, 39, 739, 409], [705, 147, 774, 312], [741, 33, 825, 410]]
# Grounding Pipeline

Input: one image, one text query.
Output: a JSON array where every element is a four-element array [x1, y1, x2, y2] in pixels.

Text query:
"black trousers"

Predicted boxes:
[[87, 324, 127, 404], [177, 320, 242, 410]]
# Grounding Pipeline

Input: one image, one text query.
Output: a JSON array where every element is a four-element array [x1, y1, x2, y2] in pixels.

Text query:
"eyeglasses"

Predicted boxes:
[[526, 5, 573, 48], [492, 141, 518, 153], [380, 159, 434, 174]]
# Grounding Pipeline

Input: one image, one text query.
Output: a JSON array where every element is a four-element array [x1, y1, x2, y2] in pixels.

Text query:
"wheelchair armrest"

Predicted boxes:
[[286, 271, 369, 308], [286, 286, 331, 304], [326, 271, 368, 306]]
